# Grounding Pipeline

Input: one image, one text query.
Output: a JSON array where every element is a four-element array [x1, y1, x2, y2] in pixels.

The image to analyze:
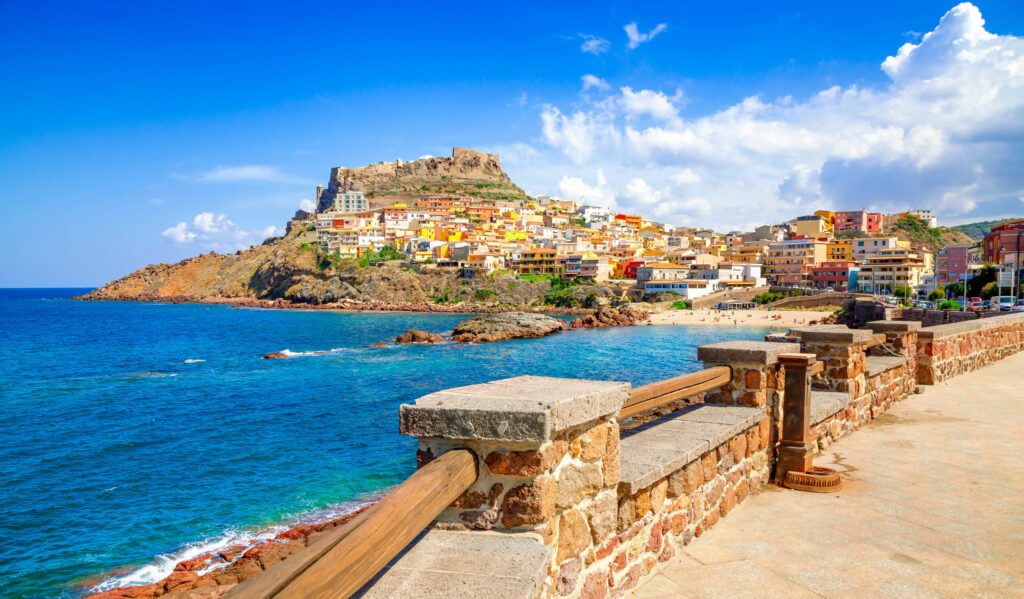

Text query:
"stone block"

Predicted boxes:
[[790, 325, 875, 344], [557, 509, 591, 562], [866, 320, 922, 333], [697, 340, 801, 365], [501, 476, 555, 528], [556, 461, 605, 509], [400, 376, 629, 442]]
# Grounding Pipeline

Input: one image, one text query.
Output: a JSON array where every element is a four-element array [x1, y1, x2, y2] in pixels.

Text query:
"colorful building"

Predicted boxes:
[[810, 261, 859, 291], [763, 239, 828, 286], [834, 210, 883, 234]]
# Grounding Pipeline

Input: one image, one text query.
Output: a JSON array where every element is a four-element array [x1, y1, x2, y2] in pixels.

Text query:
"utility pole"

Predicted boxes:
[[1015, 223, 1023, 300]]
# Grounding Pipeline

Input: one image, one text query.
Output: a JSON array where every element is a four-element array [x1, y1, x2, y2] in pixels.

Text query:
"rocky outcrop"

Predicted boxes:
[[569, 306, 650, 329], [395, 330, 445, 344], [262, 352, 290, 360], [451, 312, 567, 343], [321, 147, 528, 210]]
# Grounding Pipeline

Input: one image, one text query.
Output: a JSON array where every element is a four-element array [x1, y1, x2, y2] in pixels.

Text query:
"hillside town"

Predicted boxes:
[[301, 183, 1024, 307]]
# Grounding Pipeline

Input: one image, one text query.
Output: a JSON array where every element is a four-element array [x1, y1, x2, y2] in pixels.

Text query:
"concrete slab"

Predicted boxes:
[[619, 404, 762, 494], [810, 390, 851, 424], [866, 355, 906, 377], [697, 340, 801, 365], [358, 529, 549, 599], [399, 375, 629, 442]]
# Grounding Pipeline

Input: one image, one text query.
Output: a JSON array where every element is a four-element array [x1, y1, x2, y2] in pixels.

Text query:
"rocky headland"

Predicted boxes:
[[450, 312, 567, 343]]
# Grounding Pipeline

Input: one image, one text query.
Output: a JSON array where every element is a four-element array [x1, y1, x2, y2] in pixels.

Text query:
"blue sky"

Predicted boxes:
[[2, 1, 1023, 286]]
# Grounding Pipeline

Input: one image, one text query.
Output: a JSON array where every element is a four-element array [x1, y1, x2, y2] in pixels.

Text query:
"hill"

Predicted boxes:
[[951, 218, 1022, 241], [320, 147, 528, 210], [884, 215, 973, 252], [82, 148, 615, 308]]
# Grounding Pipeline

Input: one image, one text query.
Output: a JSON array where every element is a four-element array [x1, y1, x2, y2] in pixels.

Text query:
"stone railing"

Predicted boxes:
[[233, 311, 1024, 598], [783, 324, 918, 451], [384, 341, 805, 597], [915, 311, 1024, 384]]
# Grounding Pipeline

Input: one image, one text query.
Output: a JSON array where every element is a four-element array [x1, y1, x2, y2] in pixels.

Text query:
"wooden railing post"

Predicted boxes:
[[776, 353, 816, 482]]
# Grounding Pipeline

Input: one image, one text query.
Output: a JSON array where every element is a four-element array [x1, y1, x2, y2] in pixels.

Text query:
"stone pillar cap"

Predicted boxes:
[[865, 320, 922, 333], [399, 375, 629, 443], [788, 325, 876, 343], [778, 352, 817, 366], [697, 341, 800, 365]]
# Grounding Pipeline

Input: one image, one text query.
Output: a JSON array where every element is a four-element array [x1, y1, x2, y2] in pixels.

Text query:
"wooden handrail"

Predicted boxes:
[[620, 366, 732, 419], [226, 449, 478, 599]]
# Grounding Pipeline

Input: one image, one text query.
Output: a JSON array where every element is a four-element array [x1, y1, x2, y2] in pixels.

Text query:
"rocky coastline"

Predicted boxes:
[[76, 293, 585, 316], [85, 506, 372, 599]]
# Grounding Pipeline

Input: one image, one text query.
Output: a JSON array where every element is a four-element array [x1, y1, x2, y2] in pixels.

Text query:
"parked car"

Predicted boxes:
[[995, 296, 1016, 311], [969, 301, 984, 312], [983, 300, 992, 310]]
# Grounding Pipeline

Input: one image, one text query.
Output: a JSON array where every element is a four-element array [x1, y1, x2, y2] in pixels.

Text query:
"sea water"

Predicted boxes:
[[0, 289, 776, 597]]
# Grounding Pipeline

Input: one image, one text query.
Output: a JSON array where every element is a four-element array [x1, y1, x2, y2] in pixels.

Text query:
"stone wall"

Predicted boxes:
[[600, 419, 771, 596], [916, 311, 1024, 384]]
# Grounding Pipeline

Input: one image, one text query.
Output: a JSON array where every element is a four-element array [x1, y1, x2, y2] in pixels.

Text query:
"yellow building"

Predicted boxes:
[[791, 215, 829, 239], [827, 241, 852, 262], [857, 248, 932, 293], [510, 248, 563, 276], [815, 210, 835, 235]]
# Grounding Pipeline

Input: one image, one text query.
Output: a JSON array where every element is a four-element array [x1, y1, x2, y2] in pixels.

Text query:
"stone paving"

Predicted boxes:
[[634, 350, 1024, 599]]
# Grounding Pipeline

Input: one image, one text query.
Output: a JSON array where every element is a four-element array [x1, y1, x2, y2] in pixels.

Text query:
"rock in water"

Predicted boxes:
[[451, 312, 566, 343], [569, 305, 650, 329], [262, 352, 290, 359], [394, 330, 445, 345]]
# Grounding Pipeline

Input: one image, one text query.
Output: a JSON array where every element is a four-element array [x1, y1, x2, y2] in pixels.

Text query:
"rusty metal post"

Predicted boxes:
[[776, 353, 816, 482]]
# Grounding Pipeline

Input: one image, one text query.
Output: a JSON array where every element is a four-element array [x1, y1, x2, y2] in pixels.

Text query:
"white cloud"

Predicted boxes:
[[162, 212, 281, 251], [506, 3, 1024, 230], [672, 169, 701, 185], [161, 222, 196, 244], [558, 171, 616, 209], [298, 198, 316, 212], [579, 34, 610, 55], [620, 87, 682, 122], [581, 74, 610, 92], [621, 177, 663, 206], [185, 165, 308, 184], [624, 22, 668, 50]]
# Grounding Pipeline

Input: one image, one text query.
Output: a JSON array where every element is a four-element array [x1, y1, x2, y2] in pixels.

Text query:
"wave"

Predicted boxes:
[[276, 347, 353, 358], [183, 359, 206, 364], [126, 371, 178, 378], [86, 496, 378, 593]]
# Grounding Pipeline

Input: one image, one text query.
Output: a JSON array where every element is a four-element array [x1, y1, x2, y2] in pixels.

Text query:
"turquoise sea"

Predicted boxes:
[[0, 288, 776, 597]]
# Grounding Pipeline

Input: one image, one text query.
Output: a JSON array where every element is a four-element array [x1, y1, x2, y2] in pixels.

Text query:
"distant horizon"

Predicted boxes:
[[3, 1, 1024, 286]]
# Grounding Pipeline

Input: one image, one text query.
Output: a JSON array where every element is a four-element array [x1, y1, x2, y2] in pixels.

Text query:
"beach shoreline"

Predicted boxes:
[[648, 307, 838, 328]]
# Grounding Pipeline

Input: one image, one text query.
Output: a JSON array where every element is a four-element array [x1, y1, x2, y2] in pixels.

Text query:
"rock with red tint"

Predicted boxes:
[[261, 352, 290, 359], [394, 330, 445, 344], [569, 306, 650, 329]]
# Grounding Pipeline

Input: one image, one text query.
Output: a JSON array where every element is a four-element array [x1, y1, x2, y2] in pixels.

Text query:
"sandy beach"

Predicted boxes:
[[648, 308, 837, 328]]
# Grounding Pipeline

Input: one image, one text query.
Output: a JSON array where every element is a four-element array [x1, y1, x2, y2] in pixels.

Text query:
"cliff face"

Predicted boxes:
[[320, 147, 527, 210]]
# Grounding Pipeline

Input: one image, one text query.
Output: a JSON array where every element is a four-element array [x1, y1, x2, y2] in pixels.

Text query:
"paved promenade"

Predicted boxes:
[[635, 351, 1024, 598]]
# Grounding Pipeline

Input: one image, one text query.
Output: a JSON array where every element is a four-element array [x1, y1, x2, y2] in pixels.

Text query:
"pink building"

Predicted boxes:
[[936, 244, 972, 286], [835, 210, 883, 234]]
